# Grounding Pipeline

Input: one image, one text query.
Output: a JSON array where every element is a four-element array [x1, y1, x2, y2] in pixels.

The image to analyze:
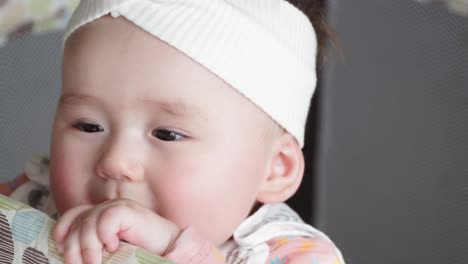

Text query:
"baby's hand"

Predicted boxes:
[[53, 199, 180, 264]]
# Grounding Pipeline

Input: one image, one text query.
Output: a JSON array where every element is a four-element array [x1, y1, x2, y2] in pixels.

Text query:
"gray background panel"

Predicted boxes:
[[317, 1, 468, 263], [0, 32, 62, 179]]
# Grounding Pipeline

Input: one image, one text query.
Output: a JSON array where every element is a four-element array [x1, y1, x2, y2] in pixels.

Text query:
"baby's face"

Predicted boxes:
[[50, 16, 277, 245]]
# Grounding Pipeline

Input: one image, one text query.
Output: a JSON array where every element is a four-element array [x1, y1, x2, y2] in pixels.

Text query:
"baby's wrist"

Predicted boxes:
[[162, 224, 183, 256], [164, 222, 183, 253], [162, 225, 211, 263]]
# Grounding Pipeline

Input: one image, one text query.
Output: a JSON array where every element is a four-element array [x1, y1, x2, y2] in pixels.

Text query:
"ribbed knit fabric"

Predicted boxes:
[[63, 0, 317, 147]]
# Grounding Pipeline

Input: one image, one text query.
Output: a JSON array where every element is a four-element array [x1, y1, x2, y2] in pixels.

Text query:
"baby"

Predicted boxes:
[[4, 0, 345, 263]]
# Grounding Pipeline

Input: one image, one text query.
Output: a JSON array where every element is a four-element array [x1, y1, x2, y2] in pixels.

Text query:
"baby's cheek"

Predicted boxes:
[[154, 173, 247, 245], [49, 157, 86, 213], [50, 165, 72, 212], [50, 172, 68, 213]]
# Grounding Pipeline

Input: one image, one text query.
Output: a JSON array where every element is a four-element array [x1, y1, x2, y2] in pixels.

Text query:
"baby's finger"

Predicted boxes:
[[63, 228, 83, 264], [79, 217, 103, 264], [97, 205, 129, 252], [54, 205, 92, 244]]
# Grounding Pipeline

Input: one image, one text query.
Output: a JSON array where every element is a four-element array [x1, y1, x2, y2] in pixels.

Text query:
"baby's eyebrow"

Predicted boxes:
[[58, 93, 207, 120], [59, 93, 98, 108], [143, 98, 207, 120]]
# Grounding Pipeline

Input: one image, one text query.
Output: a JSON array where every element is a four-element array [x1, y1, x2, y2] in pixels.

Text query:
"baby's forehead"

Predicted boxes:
[[63, 38, 263, 122]]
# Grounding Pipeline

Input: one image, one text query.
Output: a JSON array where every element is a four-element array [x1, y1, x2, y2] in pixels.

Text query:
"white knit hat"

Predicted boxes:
[[63, 0, 317, 147]]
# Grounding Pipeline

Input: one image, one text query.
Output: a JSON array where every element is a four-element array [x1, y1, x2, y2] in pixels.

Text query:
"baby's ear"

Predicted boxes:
[[256, 133, 304, 204]]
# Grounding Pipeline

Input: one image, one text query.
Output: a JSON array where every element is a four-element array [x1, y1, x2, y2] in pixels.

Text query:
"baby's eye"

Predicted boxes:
[[152, 129, 186, 141], [72, 122, 104, 133]]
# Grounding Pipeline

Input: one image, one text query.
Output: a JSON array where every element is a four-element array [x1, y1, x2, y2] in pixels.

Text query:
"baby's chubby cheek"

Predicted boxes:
[[153, 171, 254, 245], [49, 173, 73, 214], [160, 190, 244, 245], [49, 157, 90, 214]]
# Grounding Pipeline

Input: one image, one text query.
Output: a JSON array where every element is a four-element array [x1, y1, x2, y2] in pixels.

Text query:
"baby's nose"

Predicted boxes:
[[95, 140, 144, 182]]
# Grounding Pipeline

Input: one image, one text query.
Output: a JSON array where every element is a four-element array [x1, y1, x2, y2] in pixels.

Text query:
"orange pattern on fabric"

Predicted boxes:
[[299, 241, 316, 252], [211, 247, 225, 262], [276, 237, 290, 247], [334, 256, 342, 264]]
